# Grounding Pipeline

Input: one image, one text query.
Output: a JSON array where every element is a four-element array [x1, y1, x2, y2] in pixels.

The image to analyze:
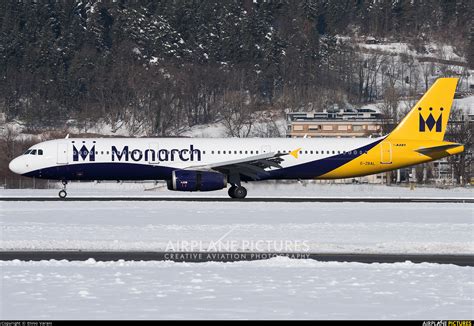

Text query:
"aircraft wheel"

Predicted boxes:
[[228, 186, 237, 198], [59, 190, 67, 199], [233, 186, 247, 199]]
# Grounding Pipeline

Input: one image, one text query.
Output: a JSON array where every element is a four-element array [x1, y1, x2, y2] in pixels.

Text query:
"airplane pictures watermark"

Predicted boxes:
[[164, 227, 310, 254], [422, 321, 472, 326], [165, 239, 310, 252]]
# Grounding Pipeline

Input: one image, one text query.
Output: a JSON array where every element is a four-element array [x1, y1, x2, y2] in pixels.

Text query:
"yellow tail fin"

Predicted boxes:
[[387, 78, 458, 141]]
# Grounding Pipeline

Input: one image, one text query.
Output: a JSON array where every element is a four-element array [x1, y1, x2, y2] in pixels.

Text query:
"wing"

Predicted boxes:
[[186, 152, 291, 180]]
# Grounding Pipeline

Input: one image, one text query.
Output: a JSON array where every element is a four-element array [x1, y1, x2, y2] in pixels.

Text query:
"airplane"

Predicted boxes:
[[9, 78, 464, 199]]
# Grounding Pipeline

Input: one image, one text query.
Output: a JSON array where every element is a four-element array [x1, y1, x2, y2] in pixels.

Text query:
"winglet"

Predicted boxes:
[[290, 148, 301, 159]]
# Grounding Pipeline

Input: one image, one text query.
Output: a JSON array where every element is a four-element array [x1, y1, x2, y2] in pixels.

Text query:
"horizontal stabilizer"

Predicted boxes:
[[415, 144, 463, 155]]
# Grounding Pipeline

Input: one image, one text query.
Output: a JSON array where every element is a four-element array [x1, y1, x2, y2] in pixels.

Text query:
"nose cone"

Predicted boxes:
[[9, 157, 25, 175]]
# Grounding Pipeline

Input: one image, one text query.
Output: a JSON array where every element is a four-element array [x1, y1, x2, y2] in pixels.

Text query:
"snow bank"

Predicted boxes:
[[1, 257, 472, 319]]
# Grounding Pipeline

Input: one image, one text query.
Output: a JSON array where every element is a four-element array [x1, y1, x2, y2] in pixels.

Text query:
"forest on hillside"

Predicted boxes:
[[0, 0, 473, 137]]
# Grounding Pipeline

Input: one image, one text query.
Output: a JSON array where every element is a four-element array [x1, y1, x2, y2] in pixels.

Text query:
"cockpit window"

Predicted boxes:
[[30, 149, 37, 155], [38, 149, 43, 155], [24, 150, 32, 155]]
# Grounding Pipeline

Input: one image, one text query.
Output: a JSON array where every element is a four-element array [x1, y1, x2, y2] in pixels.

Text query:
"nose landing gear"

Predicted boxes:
[[59, 180, 68, 199]]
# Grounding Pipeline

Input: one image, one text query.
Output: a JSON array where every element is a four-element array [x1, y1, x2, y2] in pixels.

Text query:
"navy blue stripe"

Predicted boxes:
[[258, 138, 384, 180], [24, 163, 174, 181], [24, 138, 384, 181]]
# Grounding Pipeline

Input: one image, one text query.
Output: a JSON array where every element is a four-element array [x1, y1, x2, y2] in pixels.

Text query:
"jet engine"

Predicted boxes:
[[167, 170, 227, 192]]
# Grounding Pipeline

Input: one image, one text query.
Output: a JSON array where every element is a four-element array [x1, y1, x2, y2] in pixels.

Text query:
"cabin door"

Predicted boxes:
[[57, 142, 68, 164], [380, 142, 392, 164]]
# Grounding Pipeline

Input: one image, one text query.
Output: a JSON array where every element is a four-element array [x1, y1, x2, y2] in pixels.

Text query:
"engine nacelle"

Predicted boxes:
[[167, 170, 227, 192]]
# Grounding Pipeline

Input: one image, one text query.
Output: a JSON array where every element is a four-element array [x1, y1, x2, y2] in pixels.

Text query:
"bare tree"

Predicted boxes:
[[445, 106, 473, 185], [220, 90, 254, 138], [377, 84, 400, 134], [420, 62, 436, 91], [251, 110, 285, 137], [2, 125, 19, 161]]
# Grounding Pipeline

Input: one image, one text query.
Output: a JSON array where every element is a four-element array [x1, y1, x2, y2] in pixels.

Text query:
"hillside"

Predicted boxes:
[[0, 0, 472, 136]]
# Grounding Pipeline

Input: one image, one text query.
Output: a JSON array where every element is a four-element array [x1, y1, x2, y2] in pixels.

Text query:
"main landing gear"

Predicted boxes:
[[227, 172, 247, 199], [228, 185, 247, 199], [59, 180, 68, 199]]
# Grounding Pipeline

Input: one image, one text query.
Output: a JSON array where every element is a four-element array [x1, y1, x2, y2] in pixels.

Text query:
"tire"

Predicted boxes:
[[228, 186, 237, 198], [59, 190, 67, 199], [233, 186, 247, 199]]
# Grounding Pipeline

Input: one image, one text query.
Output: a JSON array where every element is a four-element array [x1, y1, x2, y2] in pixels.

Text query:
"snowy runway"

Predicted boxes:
[[1, 200, 472, 254]]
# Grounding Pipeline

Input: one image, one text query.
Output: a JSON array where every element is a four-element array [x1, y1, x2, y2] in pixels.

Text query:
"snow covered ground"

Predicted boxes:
[[357, 41, 466, 62], [1, 186, 472, 253], [1, 258, 472, 320]]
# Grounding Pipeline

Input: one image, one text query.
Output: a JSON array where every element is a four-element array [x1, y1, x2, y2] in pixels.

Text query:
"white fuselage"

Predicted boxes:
[[9, 137, 380, 181]]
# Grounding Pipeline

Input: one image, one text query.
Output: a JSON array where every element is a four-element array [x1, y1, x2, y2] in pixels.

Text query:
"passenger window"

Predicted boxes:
[[223, 151, 226, 154], [256, 151, 259, 154], [250, 151, 253, 154], [212, 151, 214, 154], [203, 151, 206, 154], [218, 151, 220, 154], [38, 149, 43, 155], [240, 151, 242, 154], [245, 151, 248, 154]]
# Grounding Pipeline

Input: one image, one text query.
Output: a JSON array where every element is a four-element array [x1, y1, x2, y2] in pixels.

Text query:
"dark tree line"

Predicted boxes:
[[0, 0, 472, 135]]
